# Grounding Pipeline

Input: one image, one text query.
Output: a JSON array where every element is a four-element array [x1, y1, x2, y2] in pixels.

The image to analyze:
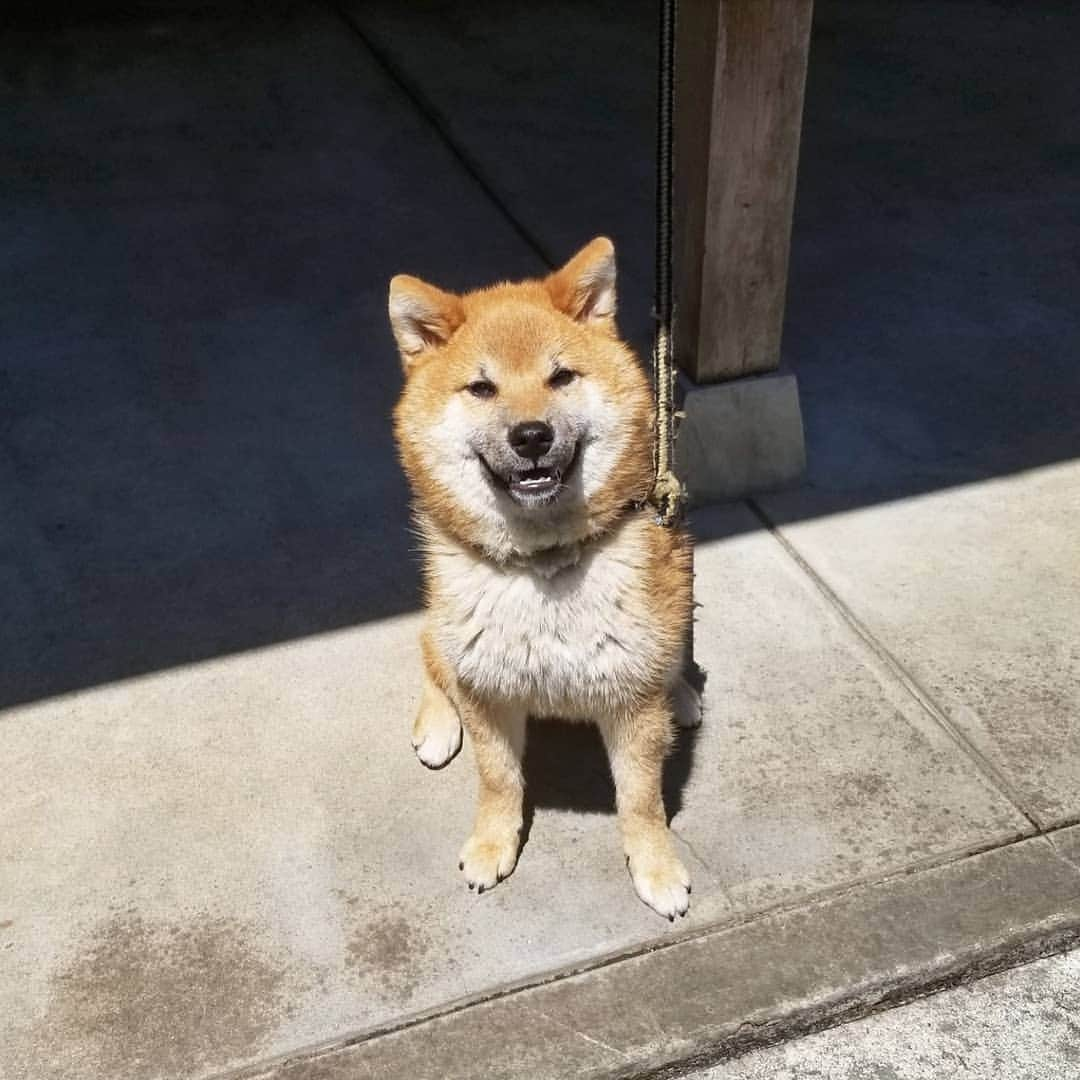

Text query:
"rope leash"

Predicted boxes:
[[649, 0, 686, 528]]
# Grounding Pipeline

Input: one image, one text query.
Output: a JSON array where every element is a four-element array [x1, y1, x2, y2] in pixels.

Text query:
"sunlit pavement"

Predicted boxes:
[[3, 4, 1078, 1078]]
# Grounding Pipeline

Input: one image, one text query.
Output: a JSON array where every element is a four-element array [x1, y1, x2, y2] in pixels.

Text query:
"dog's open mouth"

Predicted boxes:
[[481, 444, 580, 506], [509, 466, 560, 498]]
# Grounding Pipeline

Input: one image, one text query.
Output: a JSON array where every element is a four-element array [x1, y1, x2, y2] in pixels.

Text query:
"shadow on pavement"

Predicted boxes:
[[519, 719, 699, 846], [2, 1, 1079, 708]]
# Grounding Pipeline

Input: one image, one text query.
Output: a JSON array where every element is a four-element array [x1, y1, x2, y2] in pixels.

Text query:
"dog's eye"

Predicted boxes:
[[549, 368, 579, 389], [466, 379, 497, 400]]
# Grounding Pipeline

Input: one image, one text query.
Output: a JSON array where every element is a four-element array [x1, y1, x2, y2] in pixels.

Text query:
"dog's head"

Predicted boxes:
[[390, 238, 653, 559]]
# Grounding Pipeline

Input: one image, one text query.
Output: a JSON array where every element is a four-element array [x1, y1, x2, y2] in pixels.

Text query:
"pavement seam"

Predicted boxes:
[[325, 1, 558, 271], [204, 829, 1044, 1080], [668, 825, 715, 875], [745, 496, 1044, 833], [520, 1003, 631, 1062]]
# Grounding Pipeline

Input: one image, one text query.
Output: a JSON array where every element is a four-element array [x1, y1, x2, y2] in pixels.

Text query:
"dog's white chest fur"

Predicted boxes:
[[429, 524, 663, 716]]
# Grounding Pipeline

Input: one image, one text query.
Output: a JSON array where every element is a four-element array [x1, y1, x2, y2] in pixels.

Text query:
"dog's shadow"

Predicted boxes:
[[519, 700, 702, 851]]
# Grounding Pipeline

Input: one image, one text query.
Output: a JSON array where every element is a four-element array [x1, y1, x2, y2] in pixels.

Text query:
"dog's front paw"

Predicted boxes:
[[458, 830, 520, 893], [627, 842, 691, 921], [412, 694, 463, 769]]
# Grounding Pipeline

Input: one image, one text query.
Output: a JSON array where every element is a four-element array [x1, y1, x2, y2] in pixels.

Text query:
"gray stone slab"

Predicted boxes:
[[701, 947, 1080, 1080], [239, 836, 1080, 1080], [757, 462, 1080, 828], [676, 373, 806, 503]]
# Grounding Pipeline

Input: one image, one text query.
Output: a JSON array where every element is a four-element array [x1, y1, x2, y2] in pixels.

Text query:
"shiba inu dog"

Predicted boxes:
[[389, 238, 699, 919]]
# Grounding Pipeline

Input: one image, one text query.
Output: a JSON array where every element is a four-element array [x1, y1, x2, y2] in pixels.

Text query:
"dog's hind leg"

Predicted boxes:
[[599, 698, 691, 920], [412, 631, 463, 769]]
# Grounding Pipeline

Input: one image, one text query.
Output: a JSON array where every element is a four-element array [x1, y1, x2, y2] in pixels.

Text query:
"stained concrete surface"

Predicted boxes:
[[239, 836, 1080, 1080], [2, 506, 1033, 1078], [2, 1, 1080, 1078], [701, 948, 1080, 1080]]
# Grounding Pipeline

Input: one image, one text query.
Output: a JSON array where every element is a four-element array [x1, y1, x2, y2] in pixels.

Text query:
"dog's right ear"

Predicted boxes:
[[545, 237, 617, 331], [388, 275, 465, 372]]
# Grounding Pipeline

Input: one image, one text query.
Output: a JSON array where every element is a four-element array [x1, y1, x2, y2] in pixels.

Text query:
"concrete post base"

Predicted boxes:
[[675, 370, 806, 504]]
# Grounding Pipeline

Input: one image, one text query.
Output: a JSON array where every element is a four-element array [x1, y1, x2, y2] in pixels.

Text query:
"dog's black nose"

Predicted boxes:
[[508, 420, 554, 462]]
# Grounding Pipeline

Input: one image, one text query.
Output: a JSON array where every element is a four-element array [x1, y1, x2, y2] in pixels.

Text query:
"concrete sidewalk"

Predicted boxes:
[[3, 3, 1079, 1079]]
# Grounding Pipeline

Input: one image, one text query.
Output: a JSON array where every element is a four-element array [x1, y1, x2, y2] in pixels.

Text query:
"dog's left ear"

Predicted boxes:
[[545, 237, 617, 331]]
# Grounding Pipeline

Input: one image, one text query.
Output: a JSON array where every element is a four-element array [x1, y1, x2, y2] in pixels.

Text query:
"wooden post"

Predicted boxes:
[[674, 0, 813, 383]]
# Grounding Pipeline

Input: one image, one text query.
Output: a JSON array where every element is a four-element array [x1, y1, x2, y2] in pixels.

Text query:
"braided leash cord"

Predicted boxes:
[[650, 0, 686, 528]]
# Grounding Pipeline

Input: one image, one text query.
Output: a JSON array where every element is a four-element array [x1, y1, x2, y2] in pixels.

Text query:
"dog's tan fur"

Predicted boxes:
[[390, 238, 696, 918]]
